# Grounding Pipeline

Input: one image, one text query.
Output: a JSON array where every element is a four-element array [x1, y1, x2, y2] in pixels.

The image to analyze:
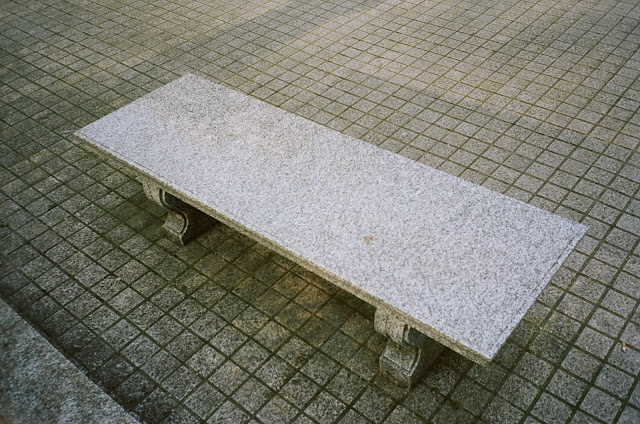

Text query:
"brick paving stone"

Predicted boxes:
[[579, 387, 622, 423], [184, 382, 224, 420], [2, 0, 640, 423]]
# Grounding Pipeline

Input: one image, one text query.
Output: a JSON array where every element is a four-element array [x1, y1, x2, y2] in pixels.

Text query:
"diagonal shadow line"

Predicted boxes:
[[171, 0, 387, 66]]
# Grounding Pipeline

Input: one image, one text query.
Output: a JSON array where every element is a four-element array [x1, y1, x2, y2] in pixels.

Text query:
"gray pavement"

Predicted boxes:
[[1, 0, 639, 423], [0, 298, 140, 424]]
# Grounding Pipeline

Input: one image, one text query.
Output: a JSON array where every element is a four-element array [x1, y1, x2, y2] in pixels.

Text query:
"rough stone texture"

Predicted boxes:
[[141, 178, 214, 245], [1, 0, 639, 422], [75, 74, 586, 364], [375, 307, 445, 387], [0, 299, 139, 424]]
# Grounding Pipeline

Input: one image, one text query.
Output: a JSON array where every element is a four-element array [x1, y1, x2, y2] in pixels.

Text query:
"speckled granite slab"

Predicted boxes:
[[74, 74, 587, 364], [0, 300, 140, 424]]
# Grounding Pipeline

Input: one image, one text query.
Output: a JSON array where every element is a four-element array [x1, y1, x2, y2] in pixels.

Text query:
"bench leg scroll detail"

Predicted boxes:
[[141, 179, 213, 245], [374, 308, 444, 388]]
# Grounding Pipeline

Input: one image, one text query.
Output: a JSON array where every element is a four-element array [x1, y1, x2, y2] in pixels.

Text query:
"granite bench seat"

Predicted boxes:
[[74, 74, 587, 388]]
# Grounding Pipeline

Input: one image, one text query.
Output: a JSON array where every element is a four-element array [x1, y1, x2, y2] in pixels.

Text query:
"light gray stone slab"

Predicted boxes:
[[0, 299, 140, 424], [74, 74, 586, 365]]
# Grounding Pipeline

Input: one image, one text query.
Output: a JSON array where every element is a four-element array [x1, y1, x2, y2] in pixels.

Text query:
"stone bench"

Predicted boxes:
[[74, 74, 587, 388]]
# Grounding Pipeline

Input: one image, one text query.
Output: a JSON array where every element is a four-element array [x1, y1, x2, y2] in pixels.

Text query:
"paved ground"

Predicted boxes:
[[1, 0, 639, 423], [0, 298, 140, 424]]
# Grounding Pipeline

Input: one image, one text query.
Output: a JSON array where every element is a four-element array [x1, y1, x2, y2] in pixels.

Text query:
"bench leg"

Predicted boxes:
[[141, 179, 213, 245], [374, 308, 444, 388]]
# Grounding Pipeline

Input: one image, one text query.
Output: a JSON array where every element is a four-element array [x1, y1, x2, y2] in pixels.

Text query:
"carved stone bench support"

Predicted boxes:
[[374, 308, 444, 388], [141, 179, 213, 245]]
